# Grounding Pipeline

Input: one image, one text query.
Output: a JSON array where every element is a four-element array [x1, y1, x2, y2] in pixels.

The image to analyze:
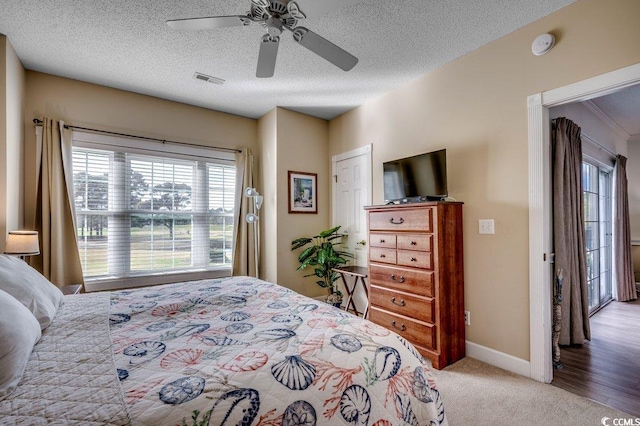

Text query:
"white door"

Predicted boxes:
[[332, 145, 372, 312]]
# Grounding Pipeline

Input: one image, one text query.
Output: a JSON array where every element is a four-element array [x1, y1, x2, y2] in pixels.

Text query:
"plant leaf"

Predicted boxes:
[[318, 226, 341, 238], [297, 246, 317, 263], [291, 238, 312, 250]]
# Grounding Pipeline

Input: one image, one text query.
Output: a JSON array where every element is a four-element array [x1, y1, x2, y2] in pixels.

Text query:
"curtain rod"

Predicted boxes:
[[32, 118, 241, 154], [551, 118, 617, 158]]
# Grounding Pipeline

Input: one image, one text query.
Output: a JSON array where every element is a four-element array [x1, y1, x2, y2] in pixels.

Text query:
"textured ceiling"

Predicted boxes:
[[591, 85, 640, 138], [1, 0, 577, 120]]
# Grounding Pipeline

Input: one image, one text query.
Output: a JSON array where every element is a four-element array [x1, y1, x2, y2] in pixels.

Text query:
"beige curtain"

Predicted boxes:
[[552, 117, 590, 345], [614, 156, 637, 302], [232, 148, 257, 277], [30, 118, 84, 287]]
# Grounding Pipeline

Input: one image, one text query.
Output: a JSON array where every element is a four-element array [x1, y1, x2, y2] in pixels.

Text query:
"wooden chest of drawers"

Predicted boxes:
[[365, 202, 464, 369]]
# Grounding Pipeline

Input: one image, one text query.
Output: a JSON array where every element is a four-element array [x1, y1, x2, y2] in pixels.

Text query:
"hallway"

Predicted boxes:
[[552, 297, 640, 418]]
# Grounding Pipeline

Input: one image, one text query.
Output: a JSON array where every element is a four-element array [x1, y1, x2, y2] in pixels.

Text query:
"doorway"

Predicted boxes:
[[529, 64, 640, 418], [331, 144, 372, 313], [527, 62, 640, 384]]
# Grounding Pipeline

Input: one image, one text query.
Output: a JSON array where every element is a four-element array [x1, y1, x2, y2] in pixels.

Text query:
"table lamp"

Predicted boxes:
[[4, 230, 40, 259]]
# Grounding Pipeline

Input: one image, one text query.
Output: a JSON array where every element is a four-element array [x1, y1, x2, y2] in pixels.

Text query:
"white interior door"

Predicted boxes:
[[332, 145, 372, 312], [332, 145, 372, 265]]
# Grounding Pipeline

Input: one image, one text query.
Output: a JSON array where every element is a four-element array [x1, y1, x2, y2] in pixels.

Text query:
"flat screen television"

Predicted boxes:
[[383, 149, 447, 203]]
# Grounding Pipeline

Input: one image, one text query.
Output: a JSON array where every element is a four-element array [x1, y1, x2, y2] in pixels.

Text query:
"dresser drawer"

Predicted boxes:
[[369, 233, 396, 248], [369, 307, 436, 350], [370, 286, 435, 323], [397, 234, 432, 252], [397, 250, 432, 269], [370, 247, 397, 264], [369, 208, 433, 232], [369, 264, 434, 297]]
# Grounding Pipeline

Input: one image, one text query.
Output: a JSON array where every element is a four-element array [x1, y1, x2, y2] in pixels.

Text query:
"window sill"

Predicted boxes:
[[83, 268, 232, 292]]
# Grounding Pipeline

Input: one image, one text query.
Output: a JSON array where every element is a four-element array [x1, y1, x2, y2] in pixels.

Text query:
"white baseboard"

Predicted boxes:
[[465, 341, 531, 378]]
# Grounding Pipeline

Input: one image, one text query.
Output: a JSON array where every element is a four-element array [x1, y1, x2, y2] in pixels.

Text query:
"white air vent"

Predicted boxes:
[[193, 72, 225, 85]]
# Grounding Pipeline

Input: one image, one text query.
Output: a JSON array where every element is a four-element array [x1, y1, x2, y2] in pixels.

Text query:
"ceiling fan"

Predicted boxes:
[[167, 0, 359, 78]]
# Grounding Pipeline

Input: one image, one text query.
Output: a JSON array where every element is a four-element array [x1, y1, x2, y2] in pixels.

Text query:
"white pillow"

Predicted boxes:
[[0, 288, 42, 400], [0, 255, 64, 329]]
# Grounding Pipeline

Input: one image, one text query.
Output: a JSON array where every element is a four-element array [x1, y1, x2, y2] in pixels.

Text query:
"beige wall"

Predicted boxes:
[[275, 108, 330, 297], [0, 36, 26, 252], [23, 71, 258, 227], [329, 0, 640, 361], [258, 107, 330, 297], [258, 108, 278, 283]]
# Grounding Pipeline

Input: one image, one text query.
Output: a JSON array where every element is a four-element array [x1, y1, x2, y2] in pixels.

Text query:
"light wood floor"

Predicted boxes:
[[552, 297, 640, 418]]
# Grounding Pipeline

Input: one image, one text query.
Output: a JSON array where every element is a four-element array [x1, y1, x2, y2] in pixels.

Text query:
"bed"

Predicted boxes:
[[0, 269, 447, 425]]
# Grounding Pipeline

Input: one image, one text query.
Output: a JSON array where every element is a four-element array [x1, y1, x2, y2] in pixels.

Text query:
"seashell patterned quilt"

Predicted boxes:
[[110, 276, 447, 425], [1, 276, 447, 425]]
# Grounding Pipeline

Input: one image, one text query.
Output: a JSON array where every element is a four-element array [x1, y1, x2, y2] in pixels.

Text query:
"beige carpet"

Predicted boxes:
[[433, 357, 638, 426]]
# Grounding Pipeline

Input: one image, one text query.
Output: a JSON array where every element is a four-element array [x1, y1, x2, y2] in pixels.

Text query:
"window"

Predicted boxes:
[[72, 134, 236, 284], [582, 160, 613, 314]]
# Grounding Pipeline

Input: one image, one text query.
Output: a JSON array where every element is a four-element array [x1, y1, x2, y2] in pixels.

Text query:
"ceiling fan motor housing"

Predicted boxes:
[[253, 0, 299, 29], [266, 17, 283, 36]]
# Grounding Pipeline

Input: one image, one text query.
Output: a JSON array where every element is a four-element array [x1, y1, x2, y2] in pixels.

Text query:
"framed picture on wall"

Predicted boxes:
[[288, 171, 317, 214]]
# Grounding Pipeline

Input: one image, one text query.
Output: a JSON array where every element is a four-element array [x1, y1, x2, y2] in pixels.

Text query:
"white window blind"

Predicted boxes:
[[72, 138, 235, 283]]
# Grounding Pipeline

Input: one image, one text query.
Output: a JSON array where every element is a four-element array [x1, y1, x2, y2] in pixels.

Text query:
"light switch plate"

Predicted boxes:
[[479, 219, 495, 235]]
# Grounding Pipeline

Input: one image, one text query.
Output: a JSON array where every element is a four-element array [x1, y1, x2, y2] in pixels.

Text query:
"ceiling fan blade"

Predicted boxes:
[[291, 0, 362, 18], [167, 15, 251, 31], [256, 35, 280, 78], [292, 27, 358, 71]]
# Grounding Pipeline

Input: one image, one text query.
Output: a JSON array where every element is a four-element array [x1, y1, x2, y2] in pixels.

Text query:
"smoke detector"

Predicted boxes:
[[531, 34, 555, 56]]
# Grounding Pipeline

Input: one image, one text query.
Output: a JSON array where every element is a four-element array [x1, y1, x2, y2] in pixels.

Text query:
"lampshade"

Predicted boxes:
[[4, 231, 40, 256]]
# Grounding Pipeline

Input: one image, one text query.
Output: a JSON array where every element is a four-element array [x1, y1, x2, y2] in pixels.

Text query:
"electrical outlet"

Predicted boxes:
[[464, 310, 471, 326], [479, 219, 495, 235]]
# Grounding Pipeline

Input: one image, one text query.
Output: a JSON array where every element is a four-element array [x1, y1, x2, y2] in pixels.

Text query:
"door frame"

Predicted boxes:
[[331, 144, 373, 227], [527, 62, 640, 383]]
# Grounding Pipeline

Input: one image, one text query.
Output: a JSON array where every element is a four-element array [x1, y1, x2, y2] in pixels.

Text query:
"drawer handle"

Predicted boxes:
[[410, 241, 417, 246], [389, 217, 404, 225], [391, 321, 406, 331], [391, 297, 406, 307], [410, 257, 417, 262], [390, 274, 405, 283], [380, 239, 385, 243], [380, 254, 386, 258]]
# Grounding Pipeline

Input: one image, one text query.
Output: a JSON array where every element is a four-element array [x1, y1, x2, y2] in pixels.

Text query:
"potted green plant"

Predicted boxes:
[[291, 226, 354, 307]]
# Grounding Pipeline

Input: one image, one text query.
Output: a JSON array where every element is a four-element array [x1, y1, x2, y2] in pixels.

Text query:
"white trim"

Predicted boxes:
[[582, 100, 631, 141], [332, 144, 372, 163], [84, 268, 231, 292], [629, 134, 640, 142], [465, 341, 531, 378], [527, 93, 553, 383], [331, 144, 373, 226], [528, 62, 640, 383], [541, 62, 640, 106]]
